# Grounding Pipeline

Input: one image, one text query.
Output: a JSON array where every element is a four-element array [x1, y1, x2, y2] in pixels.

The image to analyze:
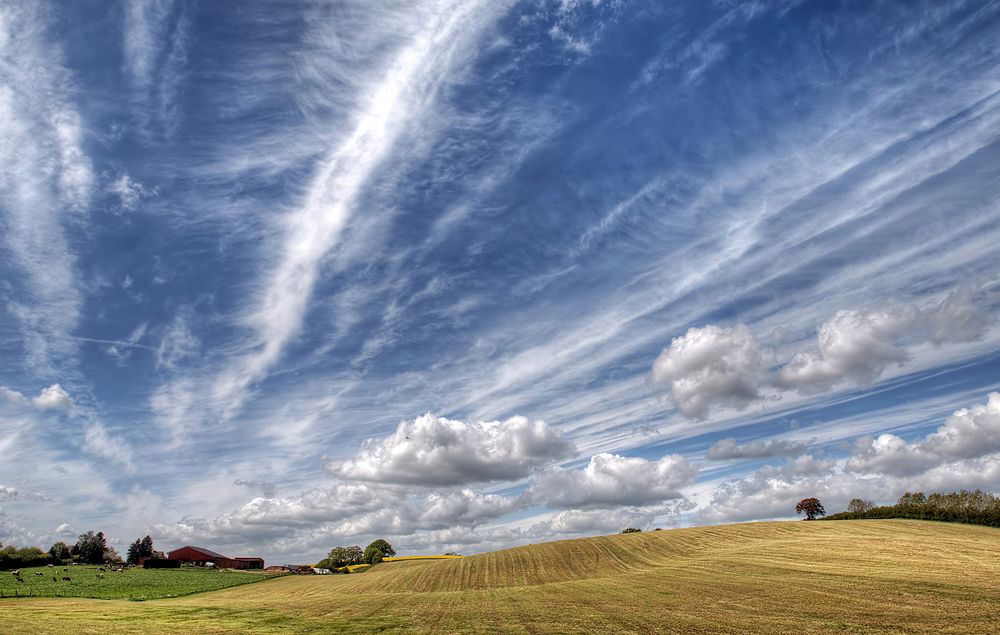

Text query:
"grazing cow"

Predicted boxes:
[[96, 574, 104, 579], [52, 577, 57, 582], [62, 576, 71, 581], [11, 570, 20, 577], [35, 572, 44, 577]]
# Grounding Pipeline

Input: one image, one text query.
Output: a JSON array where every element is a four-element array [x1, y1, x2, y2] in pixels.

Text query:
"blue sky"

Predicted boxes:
[[1, 0, 999, 563]]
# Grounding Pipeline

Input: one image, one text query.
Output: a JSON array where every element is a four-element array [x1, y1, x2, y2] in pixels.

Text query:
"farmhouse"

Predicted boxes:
[[167, 546, 264, 570]]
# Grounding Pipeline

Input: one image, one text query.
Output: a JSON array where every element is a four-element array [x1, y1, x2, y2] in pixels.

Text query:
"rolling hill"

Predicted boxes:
[[2, 520, 999, 633]]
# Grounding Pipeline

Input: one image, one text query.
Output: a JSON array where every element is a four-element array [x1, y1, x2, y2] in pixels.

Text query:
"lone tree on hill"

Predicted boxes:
[[795, 498, 826, 520], [621, 528, 642, 534], [847, 498, 875, 514]]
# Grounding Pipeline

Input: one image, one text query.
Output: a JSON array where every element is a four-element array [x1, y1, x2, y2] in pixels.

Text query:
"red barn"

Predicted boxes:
[[167, 546, 264, 569]]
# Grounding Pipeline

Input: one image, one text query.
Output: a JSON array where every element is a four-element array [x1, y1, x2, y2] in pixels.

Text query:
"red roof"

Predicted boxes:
[[168, 545, 231, 560]]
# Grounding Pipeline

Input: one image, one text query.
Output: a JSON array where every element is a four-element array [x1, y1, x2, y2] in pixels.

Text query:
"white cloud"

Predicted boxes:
[[2, 383, 75, 411], [82, 424, 135, 471], [107, 173, 154, 212], [156, 314, 199, 370], [0, 387, 28, 405], [53, 522, 76, 538], [847, 392, 1000, 476], [0, 506, 38, 546], [706, 437, 806, 460], [0, 1, 93, 375], [0, 485, 17, 501], [527, 452, 697, 509], [209, 0, 511, 421], [653, 288, 993, 417], [650, 324, 768, 418], [31, 383, 73, 411], [328, 414, 574, 486], [778, 306, 920, 392], [153, 483, 518, 548], [779, 291, 991, 393]]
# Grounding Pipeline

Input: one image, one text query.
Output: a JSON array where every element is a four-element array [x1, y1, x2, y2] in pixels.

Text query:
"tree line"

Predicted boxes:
[[0, 531, 123, 570], [317, 539, 396, 570], [822, 489, 1000, 527]]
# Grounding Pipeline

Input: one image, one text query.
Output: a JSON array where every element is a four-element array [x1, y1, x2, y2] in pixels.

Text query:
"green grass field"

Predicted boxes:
[[0, 565, 283, 600], [2, 520, 999, 633]]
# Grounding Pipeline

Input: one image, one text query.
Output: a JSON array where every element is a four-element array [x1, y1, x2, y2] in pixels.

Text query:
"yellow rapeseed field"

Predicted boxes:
[[2, 520, 999, 634]]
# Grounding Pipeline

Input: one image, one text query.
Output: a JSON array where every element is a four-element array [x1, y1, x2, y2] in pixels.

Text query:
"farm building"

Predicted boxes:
[[166, 546, 264, 570]]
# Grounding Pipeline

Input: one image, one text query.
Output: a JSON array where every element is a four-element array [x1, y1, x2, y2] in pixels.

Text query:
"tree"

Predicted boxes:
[[795, 498, 826, 520], [363, 545, 384, 565], [344, 545, 364, 565], [326, 545, 365, 567], [897, 492, 927, 506], [48, 541, 71, 562], [847, 498, 875, 514], [621, 528, 642, 534], [127, 535, 155, 564], [74, 531, 108, 564], [127, 540, 142, 564], [365, 539, 395, 558], [104, 546, 123, 564]]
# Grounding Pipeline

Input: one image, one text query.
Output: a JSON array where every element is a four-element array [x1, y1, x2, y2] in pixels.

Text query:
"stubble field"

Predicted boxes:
[[1, 520, 998, 634]]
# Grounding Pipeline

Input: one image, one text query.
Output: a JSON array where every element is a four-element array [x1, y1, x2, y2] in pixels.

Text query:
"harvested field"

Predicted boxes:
[[2, 520, 999, 634]]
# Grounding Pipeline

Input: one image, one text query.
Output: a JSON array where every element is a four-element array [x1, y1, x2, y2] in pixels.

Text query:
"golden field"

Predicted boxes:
[[1, 520, 998, 634]]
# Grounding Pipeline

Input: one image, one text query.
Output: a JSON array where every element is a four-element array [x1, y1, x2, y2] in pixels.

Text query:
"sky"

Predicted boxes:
[[1, 0, 999, 564]]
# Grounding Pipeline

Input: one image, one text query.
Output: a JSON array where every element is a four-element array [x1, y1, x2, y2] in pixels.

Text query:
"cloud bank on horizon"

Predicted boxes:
[[1, 0, 1000, 562]]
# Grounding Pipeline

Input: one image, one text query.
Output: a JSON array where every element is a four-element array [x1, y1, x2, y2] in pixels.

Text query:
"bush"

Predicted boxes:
[[0, 546, 52, 570], [621, 528, 642, 534]]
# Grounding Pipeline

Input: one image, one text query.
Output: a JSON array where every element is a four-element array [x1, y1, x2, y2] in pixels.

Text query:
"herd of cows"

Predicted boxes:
[[9, 564, 129, 584]]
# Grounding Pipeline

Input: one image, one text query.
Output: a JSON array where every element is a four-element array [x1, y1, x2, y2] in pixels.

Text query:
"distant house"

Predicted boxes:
[[167, 546, 264, 570], [264, 565, 289, 572]]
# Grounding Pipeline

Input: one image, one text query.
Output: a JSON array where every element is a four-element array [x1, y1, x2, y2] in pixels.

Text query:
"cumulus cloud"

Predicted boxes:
[[778, 307, 918, 392], [53, 523, 76, 537], [528, 452, 697, 509], [154, 483, 518, 548], [706, 437, 806, 460], [0, 506, 38, 546], [654, 288, 993, 417], [1, 383, 74, 411], [0, 387, 28, 405], [650, 324, 768, 418], [0, 485, 17, 501], [31, 383, 74, 411], [779, 291, 992, 393], [328, 414, 575, 486], [847, 392, 1000, 476]]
